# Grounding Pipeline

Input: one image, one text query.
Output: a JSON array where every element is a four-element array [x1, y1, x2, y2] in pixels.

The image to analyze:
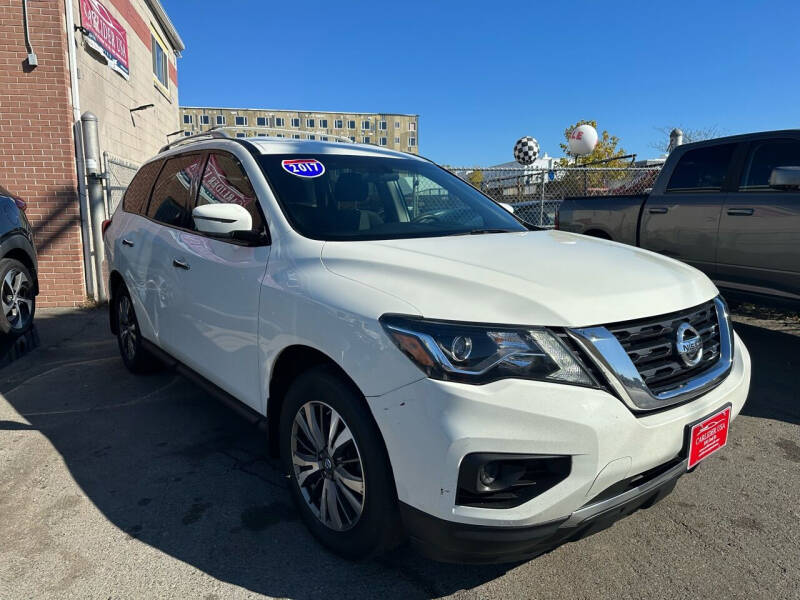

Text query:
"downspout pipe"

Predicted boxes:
[[64, 0, 96, 300]]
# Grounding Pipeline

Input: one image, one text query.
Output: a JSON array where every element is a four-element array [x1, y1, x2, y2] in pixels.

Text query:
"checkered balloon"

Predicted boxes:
[[513, 136, 540, 165]]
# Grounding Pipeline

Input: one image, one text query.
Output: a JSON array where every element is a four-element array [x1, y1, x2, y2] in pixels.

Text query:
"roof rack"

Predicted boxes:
[[159, 126, 355, 153]]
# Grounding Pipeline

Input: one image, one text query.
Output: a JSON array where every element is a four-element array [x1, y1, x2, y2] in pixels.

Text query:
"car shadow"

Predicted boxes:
[[733, 322, 800, 426], [0, 309, 515, 599]]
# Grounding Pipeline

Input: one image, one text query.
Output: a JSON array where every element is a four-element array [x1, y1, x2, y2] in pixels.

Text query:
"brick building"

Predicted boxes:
[[0, 0, 183, 307]]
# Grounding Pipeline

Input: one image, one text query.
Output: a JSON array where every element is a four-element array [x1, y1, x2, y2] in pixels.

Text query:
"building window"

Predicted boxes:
[[276, 134, 284, 138], [361, 120, 370, 130], [379, 121, 387, 130], [363, 136, 370, 144], [291, 118, 300, 127], [335, 119, 343, 128], [258, 132, 266, 137], [151, 32, 169, 90], [379, 137, 387, 146], [183, 114, 192, 124], [200, 115, 209, 125], [409, 122, 416, 131], [395, 121, 400, 129], [216, 115, 226, 125], [292, 134, 301, 139], [309, 134, 316, 140], [349, 136, 355, 142], [408, 137, 416, 147], [257, 116, 267, 126], [183, 131, 192, 137], [275, 117, 285, 127], [320, 119, 328, 128], [321, 136, 329, 141], [306, 118, 315, 128], [236, 133, 246, 138], [394, 137, 400, 145], [235, 116, 247, 126], [347, 120, 356, 129]]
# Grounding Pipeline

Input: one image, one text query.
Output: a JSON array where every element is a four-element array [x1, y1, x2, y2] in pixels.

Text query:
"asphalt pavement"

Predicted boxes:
[[0, 306, 798, 599]]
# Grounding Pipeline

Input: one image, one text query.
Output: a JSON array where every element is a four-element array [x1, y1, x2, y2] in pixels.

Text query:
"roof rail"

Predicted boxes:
[[159, 128, 232, 153], [159, 126, 356, 153]]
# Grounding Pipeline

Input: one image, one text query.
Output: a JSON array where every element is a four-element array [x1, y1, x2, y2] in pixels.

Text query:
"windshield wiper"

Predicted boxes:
[[465, 228, 516, 235]]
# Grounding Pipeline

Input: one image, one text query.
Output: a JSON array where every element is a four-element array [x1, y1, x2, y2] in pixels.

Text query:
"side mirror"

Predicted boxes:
[[768, 166, 800, 191], [192, 203, 252, 236]]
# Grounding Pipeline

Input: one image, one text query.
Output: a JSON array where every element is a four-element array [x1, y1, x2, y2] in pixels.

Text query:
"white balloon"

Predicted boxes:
[[567, 124, 598, 156]]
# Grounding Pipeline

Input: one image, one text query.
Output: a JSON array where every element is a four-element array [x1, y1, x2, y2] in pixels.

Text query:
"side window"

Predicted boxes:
[[195, 153, 265, 233], [147, 154, 204, 227], [739, 140, 800, 190], [123, 160, 161, 214], [666, 144, 736, 192]]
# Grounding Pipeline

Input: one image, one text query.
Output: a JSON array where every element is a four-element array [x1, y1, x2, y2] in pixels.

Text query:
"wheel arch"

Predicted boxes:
[[1, 239, 38, 295]]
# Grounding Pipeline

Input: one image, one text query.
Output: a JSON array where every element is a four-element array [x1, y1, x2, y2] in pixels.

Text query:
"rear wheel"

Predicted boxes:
[[280, 366, 402, 559], [0, 258, 35, 336], [114, 285, 159, 373]]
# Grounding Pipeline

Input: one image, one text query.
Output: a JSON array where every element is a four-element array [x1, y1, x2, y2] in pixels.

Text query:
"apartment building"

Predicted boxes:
[[180, 107, 420, 154]]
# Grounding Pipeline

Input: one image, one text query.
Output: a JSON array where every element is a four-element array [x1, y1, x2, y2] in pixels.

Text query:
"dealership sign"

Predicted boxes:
[[80, 0, 130, 79]]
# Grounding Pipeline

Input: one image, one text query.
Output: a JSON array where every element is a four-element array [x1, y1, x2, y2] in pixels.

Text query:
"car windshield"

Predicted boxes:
[[258, 154, 527, 241]]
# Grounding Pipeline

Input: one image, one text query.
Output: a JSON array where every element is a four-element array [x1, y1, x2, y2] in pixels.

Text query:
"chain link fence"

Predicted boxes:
[[103, 152, 140, 217], [447, 166, 663, 227]]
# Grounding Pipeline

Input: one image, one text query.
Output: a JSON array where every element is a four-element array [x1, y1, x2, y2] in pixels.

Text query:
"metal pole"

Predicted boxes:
[[540, 171, 545, 226], [81, 112, 107, 302]]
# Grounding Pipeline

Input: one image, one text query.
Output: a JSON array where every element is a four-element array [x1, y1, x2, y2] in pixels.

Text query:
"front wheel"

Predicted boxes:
[[280, 366, 403, 559], [0, 258, 35, 336]]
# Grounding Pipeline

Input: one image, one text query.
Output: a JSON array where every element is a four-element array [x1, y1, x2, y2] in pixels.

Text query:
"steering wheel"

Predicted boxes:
[[411, 212, 445, 224]]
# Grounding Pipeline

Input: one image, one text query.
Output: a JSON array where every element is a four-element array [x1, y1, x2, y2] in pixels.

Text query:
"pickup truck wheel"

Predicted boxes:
[[0, 258, 35, 336], [114, 286, 160, 373], [280, 366, 403, 559]]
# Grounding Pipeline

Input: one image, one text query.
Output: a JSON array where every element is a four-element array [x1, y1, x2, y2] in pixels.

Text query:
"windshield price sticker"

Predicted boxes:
[[282, 158, 325, 178]]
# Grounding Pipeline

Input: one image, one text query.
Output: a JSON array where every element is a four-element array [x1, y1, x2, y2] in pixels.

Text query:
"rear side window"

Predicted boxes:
[[194, 153, 265, 232], [739, 140, 800, 190], [147, 154, 204, 227], [667, 144, 735, 192], [122, 161, 161, 214]]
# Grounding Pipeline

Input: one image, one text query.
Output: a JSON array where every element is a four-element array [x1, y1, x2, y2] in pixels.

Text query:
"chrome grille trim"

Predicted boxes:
[[568, 297, 733, 412]]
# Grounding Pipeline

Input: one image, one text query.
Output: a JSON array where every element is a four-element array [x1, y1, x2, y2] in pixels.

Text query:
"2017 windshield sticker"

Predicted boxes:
[[281, 158, 325, 178]]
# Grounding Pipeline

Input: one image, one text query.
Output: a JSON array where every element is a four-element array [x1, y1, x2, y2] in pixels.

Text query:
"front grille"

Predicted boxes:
[[606, 301, 721, 395]]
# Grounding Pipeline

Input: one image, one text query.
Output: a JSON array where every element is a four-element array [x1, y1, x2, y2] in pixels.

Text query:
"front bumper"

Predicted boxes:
[[401, 457, 688, 563], [368, 330, 750, 548]]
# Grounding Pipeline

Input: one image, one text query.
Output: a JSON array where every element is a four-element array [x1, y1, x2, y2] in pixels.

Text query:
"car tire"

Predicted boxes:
[[114, 285, 160, 373], [280, 365, 403, 560], [0, 258, 35, 336]]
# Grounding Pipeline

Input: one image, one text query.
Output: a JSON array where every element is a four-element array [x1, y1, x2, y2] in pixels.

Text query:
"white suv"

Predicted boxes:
[[103, 134, 751, 563]]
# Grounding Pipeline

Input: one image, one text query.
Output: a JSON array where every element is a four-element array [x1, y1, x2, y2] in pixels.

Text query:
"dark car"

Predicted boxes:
[[557, 130, 800, 303], [0, 184, 37, 336]]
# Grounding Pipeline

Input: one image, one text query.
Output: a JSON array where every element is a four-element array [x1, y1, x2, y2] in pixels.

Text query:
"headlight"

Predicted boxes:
[[380, 315, 598, 386]]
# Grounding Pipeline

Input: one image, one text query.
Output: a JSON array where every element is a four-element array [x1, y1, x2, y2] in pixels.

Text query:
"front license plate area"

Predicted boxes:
[[686, 404, 731, 470]]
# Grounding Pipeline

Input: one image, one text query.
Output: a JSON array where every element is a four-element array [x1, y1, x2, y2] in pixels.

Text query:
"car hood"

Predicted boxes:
[[320, 230, 718, 327]]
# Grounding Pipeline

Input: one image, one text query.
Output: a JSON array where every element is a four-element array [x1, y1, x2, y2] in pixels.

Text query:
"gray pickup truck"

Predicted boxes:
[[557, 130, 800, 302]]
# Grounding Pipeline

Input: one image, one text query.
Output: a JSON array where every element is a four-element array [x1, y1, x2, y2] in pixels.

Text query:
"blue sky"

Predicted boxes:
[[163, 0, 800, 166]]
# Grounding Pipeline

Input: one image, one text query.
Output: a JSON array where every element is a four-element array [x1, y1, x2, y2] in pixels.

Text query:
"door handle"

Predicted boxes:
[[727, 208, 754, 216], [172, 259, 190, 270], [648, 207, 668, 214], [121, 239, 134, 247]]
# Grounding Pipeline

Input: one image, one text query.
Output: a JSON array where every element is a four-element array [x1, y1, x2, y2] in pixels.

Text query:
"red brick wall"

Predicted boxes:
[[0, 0, 86, 307]]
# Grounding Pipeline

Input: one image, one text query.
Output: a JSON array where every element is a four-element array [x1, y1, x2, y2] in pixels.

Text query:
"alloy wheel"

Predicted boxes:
[[118, 294, 138, 360], [291, 401, 365, 531], [1, 268, 33, 332]]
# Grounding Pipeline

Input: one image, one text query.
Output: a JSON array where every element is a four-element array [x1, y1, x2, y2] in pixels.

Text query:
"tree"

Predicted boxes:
[[467, 170, 483, 186], [558, 119, 628, 167], [649, 125, 726, 154]]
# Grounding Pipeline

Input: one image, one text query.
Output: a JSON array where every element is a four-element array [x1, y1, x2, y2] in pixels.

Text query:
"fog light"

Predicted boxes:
[[479, 462, 499, 486], [457, 453, 572, 509]]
